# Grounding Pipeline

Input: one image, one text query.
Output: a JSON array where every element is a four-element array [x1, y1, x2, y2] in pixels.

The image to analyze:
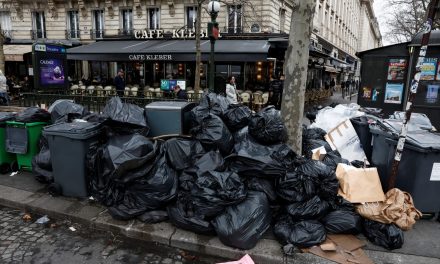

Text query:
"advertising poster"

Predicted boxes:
[[426, 84, 439, 104], [362, 86, 372, 100], [39, 58, 65, 85], [420, 58, 438, 81], [160, 79, 170, 90], [384, 83, 404, 104], [387, 59, 407, 81], [176, 80, 186, 90], [169, 80, 177, 90], [436, 61, 440, 80]]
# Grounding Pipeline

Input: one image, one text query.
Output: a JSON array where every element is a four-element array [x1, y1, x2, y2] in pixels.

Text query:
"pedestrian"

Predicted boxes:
[[341, 80, 346, 99], [174, 85, 188, 100], [330, 78, 335, 96], [226, 76, 238, 104], [114, 69, 125, 97], [269, 75, 284, 110], [0, 71, 10, 105]]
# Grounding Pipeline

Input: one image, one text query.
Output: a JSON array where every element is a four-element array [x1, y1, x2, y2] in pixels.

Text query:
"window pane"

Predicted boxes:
[[187, 7, 197, 29], [148, 8, 160, 30]]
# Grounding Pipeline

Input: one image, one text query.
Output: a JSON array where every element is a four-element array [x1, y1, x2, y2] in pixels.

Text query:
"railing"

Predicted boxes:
[[19, 92, 194, 113], [90, 29, 104, 39], [66, 29, 81, 39], [31, 29, 46, 39], [118, 28, 134, 36]]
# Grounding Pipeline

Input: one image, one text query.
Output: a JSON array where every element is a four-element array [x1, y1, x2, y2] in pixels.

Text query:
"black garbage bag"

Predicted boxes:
[[167, 193, 216, 235], [108, 151, 178, 220], [48, 100, 88, 124], [302, 127, 327, 141], [138, 210, 169, 224], [192, 170, 247, 218], [164, 138, 205, 171], [286, 196, 330, 221], [199, 92, 230, 116], [212, 191, 271, 250], [192, 114, 233, 156], [83, 112, 107, 123], [321, 210, 363, 234], [351, 160, 371, 168], [363, 220, 404, 250], [248, 106, 287, 145], [289, 220, 326, 248], [247, 177, 277, 202], [15, 107, 51, 123], [273, 214, 294, 245], [302, 139, 332, 159], [297, 160, 339, 200], [0, 112, 15, 122], [276, 171, 317, 203], [327, 196, 355, 212], [222, 104, 252, 132], [322, 150, 350, 171], [32, 135, 53, 183]]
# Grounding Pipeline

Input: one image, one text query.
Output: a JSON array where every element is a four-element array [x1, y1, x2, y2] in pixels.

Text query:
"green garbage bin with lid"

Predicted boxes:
[[0, 113, 16, 173], [5, 121, 47, 171]]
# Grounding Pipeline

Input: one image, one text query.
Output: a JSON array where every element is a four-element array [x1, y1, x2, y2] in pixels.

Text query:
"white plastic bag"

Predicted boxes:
[[310, 104, 365, 132]]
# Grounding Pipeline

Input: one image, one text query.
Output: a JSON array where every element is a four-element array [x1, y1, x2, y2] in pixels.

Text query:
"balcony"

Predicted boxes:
[[118, 28, 134, 37], [31, 29, 46, 39], [66, 29, 81, 39], [90, 29, 105, 39]]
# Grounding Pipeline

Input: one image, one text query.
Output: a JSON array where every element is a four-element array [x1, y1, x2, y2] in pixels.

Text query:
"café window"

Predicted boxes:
[[279, 8, 286, 33], [186, 6, 197, 29], [121, 9, 133, 35], [92, 10, 104, 39], [0, 11, 12, 38], [67, 10, 80, 39], [32, 11, 46, 39], [148, 8, 160, 30], [228, 5, 242, 33]]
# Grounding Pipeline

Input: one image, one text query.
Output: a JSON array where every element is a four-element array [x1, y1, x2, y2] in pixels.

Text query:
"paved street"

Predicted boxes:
[[0, 207, 218, 264]]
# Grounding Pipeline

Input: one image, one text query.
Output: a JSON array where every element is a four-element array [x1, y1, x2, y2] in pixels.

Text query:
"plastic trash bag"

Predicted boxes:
[[297, 160, 339, 200], [286, 196, 330, 221], [247, 177, 277, 202], [391, 111, 433, 131], [164, 138, 205, 171], [248, 106, 287, 145], [199, 92, 230, 116], [15, 107, 51, 123], [0, 112, 15, 122], [273, 214, 294, 245], [167, 193, 216, 235], [322, 150, 350, 171], [327, 196, 355, 212], [222, 104, 252, 132], [289, 220, 327, 248], [192, 114, 234, 156], [192, 170, 247, 218], [32, 135, 53, 183], [212, 191, 271, 250], [363, 220, 404, 250], [302, 126, 327, 141], [302, 139, 332, 159], [102, 97, 149, 135], [276, 171, 317, 203], [48, 100, 87, 124], [310, 104, 365, 132], [321, 210, 363, 234], [138, 210, 169, 224]]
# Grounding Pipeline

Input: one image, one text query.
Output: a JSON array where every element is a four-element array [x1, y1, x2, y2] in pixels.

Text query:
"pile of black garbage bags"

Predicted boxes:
[[31, 95, 403, 251]]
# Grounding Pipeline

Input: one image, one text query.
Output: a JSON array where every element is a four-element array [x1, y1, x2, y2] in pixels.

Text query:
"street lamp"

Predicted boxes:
[[207, 0, 220, 92]]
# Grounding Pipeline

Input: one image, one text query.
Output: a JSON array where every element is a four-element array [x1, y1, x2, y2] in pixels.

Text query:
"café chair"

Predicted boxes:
[[87, 86, 95, 96], [95, 85, 104, 96], [130, 86, 139, 97], [262, 92, 269, 106], [240, 92, 251, 106]]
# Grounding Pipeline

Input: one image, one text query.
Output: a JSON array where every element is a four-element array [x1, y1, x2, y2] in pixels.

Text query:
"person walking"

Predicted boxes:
[[330, 78, 335, 96], [340, 80, 346, 99], [114, 69, 125, 97], [225, 76, 238, 104], [269, 75, 284, 109]]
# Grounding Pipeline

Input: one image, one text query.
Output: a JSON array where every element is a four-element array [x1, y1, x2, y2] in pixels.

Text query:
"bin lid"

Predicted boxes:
[[43, 122, 102, 140], [145, 101, 195, 110], [406, 131, 440, 150], [0, 112, 14, 123]]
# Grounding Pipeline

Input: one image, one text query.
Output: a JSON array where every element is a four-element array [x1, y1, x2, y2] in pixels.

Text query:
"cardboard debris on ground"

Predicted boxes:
[[217, 254, 255, 264], [307, 234, 373, 264], [312, 146, 327, 161]]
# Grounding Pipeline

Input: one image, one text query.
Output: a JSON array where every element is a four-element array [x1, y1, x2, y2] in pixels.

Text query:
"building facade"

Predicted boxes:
[[0, 0, 380, 92]]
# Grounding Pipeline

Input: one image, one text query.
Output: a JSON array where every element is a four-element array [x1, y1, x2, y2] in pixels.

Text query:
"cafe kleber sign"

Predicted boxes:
[[133, 29, 221, 39], [128, 54, 173, 61]]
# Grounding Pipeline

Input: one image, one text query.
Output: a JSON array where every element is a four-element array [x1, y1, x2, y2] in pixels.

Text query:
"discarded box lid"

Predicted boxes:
[[43, 122, 102, 140]]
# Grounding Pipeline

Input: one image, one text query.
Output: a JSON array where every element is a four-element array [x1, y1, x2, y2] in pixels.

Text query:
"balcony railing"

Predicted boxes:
[[118, 28, 134, 36], [90, 29, 104, 39], [31, 29, 46, 39], [66, 29, 81, 39]]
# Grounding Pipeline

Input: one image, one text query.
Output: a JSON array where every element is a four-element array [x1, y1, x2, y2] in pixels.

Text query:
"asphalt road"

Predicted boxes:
[[0, 207, 221, 264]]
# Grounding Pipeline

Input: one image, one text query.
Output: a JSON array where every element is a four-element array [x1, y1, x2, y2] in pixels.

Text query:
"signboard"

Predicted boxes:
[[128, 54, 173, 61], [32, 43, 68, 90], [133, 29, 221, 39], [387, 59, 407, 81], [384, 83, 404, 104], [161, 79, 186, 91], [420, 58, 437, 81]]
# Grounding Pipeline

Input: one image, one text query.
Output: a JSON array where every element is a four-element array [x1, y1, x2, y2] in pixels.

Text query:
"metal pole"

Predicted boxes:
[[388, 0, 440, 189], [209, 37, 215, 92]]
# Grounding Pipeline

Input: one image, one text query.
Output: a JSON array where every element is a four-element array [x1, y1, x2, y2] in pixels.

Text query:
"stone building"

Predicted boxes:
[[0, 0, 381, 92]]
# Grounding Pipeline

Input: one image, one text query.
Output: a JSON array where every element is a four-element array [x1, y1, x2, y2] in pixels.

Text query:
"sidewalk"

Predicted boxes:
[[0, 171, 439, 264]]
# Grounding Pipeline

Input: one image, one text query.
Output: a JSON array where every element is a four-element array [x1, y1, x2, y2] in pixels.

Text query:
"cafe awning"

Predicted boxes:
[[3, 45, 32, 61], [66, 39, 270, 62]]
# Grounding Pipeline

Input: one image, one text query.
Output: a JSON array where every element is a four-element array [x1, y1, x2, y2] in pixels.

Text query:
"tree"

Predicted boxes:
[[383, 0, 432, 43], [0, 23, 5, 74], [280, 0, 316, 154]]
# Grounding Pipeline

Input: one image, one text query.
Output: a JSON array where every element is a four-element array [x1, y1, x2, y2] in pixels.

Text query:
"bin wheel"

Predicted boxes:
[[0, 163, 10, 174], [10, 161, 18, 173], [48, 183, 62, 197]]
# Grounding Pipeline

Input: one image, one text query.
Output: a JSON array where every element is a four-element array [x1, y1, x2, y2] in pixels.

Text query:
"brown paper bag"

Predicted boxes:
[[336, 164, 385, 203], [356, 188, 422, 231]]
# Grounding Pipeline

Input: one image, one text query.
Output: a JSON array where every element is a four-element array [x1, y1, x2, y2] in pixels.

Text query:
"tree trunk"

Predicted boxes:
[[0, 24, 5, 74], [194, 2, 203, 93], [280, 0, 316, 154]]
